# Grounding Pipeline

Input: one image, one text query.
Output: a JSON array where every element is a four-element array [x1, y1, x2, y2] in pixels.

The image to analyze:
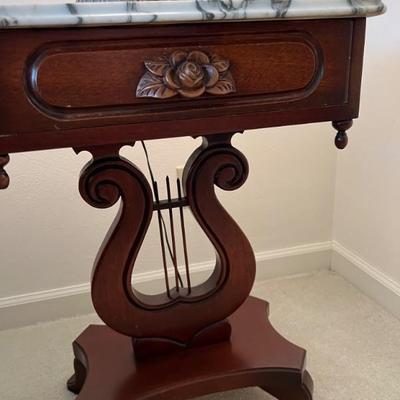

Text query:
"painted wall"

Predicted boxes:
[[0, 124, 336, 299], [333, 1, 400, 284]]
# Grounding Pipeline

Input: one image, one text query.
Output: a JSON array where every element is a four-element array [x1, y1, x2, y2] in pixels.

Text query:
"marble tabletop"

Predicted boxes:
[[0, 0, 386, 28]]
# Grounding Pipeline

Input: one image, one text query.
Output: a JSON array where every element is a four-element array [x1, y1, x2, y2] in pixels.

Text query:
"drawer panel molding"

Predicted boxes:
[[25, 31, 323, 121]]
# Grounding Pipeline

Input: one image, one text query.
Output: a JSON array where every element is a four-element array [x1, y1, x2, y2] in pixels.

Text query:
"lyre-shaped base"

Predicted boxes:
[[67, 296, 313, 400], [76, 135, 256, 353]]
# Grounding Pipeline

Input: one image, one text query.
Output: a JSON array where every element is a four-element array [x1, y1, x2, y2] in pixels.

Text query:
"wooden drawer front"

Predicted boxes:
[[30, 34, 322, 115], [0, 19, 365, 151]]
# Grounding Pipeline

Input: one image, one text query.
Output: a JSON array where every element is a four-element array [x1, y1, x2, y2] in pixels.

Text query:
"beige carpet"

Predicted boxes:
[[1, 271, 400, 400]]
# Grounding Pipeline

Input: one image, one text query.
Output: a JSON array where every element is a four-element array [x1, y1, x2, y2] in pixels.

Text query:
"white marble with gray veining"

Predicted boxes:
[[0, 0, 386, 28]]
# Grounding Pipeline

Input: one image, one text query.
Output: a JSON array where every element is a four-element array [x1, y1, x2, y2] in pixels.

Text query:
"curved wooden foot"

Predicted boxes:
[[67, 354, 87, 394], [0, 154, 10, 189], [67, 297, 313, 400], [260, 369, 313, 399]]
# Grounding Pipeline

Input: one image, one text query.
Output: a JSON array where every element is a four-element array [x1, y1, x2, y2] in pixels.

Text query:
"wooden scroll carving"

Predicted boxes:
[[0, 154, 10, 189], [136, 50, 236, 99], [77, 133, 255, 358]]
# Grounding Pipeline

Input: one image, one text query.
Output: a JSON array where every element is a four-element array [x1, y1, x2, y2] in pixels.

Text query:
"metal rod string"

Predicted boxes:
[[166, 176, 180, 292], [140, 141, 184, 290], [153, 181, 171, 298], [177, 178, 191, 293]]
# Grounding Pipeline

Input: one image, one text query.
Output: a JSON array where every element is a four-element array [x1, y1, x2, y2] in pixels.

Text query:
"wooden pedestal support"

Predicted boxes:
[[67, 135, 314, 399], [68, 296, 313, 400]]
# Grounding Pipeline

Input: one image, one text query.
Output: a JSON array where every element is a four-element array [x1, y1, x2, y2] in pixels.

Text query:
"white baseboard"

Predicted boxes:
[[0, 241, 331, 330], [3, 240, 399, 330], [331, 241, 400, 320], [254, 241, 331, 281]]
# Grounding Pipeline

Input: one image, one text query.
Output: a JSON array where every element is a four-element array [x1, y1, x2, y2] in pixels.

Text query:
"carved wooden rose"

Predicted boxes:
[[136, 50, 236, 99]]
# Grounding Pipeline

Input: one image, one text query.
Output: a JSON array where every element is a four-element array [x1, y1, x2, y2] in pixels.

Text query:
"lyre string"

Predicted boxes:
[[140, 141, 185, 290]]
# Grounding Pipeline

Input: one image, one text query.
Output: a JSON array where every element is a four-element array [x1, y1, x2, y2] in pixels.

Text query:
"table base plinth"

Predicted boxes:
[[67, 296, 313, 400]]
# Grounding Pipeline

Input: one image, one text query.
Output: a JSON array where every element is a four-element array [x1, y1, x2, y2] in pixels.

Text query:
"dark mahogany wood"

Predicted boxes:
[[0, 154, 9, 189], [67, 358, 87, 395], [333, 120, 353, 149], [68, 296, 313, 400], [76, 134, 255, 358], [0, 18, 366, 154], [136, 50, 237, 99]]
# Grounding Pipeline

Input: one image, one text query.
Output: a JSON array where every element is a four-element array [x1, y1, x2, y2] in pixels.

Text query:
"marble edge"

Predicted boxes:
[[0, 1, 387, 29]]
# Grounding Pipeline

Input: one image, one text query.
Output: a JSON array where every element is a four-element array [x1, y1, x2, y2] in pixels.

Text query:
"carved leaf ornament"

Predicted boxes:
[[136, 50, 236, 99]]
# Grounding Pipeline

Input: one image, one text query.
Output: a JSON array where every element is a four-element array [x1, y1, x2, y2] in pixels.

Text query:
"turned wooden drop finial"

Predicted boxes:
[[333, 120, 353, 150], [0, 154, 10, 189]]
